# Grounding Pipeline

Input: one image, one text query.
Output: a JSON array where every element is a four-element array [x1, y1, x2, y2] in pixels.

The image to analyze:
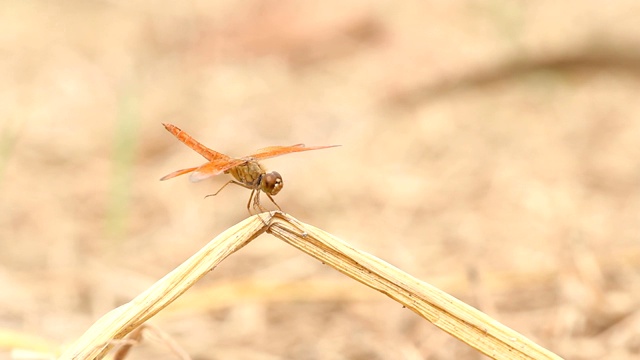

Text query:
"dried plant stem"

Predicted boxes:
[[267, 213, 562, 360], [59, 215, 266, 359], [59, 212, 562, 360]]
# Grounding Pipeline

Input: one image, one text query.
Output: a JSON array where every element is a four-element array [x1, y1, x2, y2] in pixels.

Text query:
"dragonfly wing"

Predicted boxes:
[[163, 123, 231, 162], [188, 158, 247, 183], [249, 144, 340, 160], [160, 167, 199, 181]]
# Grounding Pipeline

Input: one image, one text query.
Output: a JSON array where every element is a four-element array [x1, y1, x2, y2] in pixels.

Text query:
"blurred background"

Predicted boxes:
[[1, 0, 639, 359]]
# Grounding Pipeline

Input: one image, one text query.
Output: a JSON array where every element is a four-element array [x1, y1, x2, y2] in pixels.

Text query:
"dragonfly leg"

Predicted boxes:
[[253, 190, 268, 213], [248, 190, 271, 225], [246, 189, 257, 215], [205, 180, 249, 199], [265, 193, 282, 212]]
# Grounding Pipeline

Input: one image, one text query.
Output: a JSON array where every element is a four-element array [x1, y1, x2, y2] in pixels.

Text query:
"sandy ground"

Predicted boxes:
[[1, 1, 640, 359]]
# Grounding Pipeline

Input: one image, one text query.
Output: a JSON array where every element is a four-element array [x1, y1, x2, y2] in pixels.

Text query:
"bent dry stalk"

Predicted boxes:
[[59, 213, 562, 360]]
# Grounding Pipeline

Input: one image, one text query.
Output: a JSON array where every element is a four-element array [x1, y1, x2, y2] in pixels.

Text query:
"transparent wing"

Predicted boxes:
[[163, 123, 231, 162], [160, 167, 199, 181], [248, 144, 340, 161], [188, 158, 247, 182]]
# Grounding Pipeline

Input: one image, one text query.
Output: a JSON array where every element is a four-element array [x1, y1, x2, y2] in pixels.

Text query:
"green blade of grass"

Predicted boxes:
[[105, 86, 139, 240]]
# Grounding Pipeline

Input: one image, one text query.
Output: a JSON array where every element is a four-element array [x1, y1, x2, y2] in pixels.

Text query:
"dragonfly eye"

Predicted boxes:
[[261, 171, 283, 195]]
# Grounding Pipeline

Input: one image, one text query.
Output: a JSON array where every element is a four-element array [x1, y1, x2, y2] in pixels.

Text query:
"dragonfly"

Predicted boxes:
[[160, 123, 339, 215]]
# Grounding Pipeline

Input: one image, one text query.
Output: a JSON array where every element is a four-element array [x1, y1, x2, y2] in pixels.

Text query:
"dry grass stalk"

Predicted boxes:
[[59, 212, 562, 360], [266, 213, 562, 360], [58, 215, 266, 359]]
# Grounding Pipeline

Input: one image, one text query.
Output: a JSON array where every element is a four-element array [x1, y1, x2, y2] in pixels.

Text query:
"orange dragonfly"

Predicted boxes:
[[160, 123, 339, 214]]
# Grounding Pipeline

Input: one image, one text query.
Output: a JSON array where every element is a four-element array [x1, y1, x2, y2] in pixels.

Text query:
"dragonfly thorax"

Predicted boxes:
[[227, 161, 283, 195], [228, 161, 266, 187]]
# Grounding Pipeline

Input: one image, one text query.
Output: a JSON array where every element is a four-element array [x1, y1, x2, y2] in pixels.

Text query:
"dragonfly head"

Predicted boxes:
[[261, 171, 283, 195]]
